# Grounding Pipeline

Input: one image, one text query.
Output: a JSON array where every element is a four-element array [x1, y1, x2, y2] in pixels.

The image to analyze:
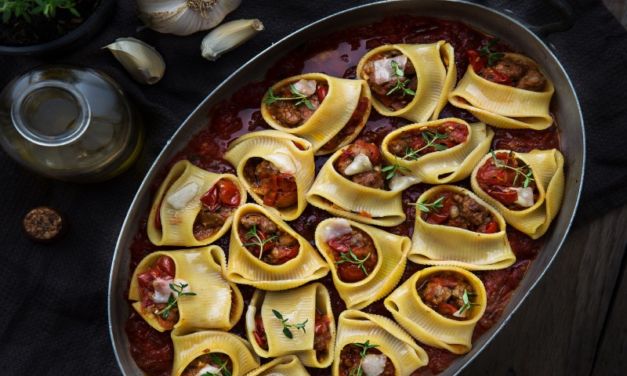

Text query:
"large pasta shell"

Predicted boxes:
[[147, 160, 246, 247], [245, 283, 336, 368], [380, 118, 493, 184], [226, 203, 329, 290], [260, 73, 371, 155], [245, 355, 310, 376], [384, 266, 487, 354], [224, 130, 315, 220], [356, 41, 456, 122], [409, 185, 515, 270], [129, 246, 243, 332], [171, 328, 260, 376], [306, 144, 405, 226], [470, 149, 565, 239], [333, 310, 428, 376], [448, 53, 555, 130], [314, 218, 409, 309]]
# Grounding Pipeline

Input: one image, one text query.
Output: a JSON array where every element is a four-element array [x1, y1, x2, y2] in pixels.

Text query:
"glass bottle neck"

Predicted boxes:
[[11, 81, 91, 147]]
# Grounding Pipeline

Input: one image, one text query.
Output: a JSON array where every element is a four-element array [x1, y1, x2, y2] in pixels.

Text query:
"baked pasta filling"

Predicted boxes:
[[417, 271, 478, 320], [476, 151, 538, 210], [335, 140, 386, 189], [327, 227, 378, 283], [264, 78, 328, 127], [244, 157, 298, 209], [136, 256, 180, 330], [253, 312, 332, 354], [339, 342, 395, 376], [387, 121, 469, 160], [190, 178, 241, 240], [319, 96, 371, 153], [419, 190, 499, 233], [361, 50, 417, 110], [238, 212, 299, 265], [181, 353, 233, 376], [467, 41, 547, 92]]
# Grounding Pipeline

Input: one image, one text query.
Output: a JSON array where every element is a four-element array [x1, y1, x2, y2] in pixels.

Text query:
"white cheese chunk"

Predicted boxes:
[[265, 150, 296, 174], [293, 79, 317, 96], [166, 182, 200, 210], [322, 218, 353, 242], [195, 364, 222, 376], [361, 354, 388, 376], [453, 307, 469, 319], [151, 278, 190, 304], [389, 174, 421, 192], [372, 55, 407, 84], [513, 187, 535, 208], [344, 153, 373, 176]]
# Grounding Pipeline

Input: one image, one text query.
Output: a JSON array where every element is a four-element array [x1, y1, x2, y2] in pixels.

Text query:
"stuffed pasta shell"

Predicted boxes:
[[409, 185, 515, 270], [261, 73, 372, 155], [449, 50, 554, 130], [334, 310, 428, 376], [224, 130, 315, 220], [171, 329, 259, 376], [306, 140, 405, 226], [147, 160, 246, 246], [315, 218, 409, 309], [384, 266, 487, 354], [471, 149, 565, 239], [356, 41, 455, 122], [381, 118, 493, 184], [246, 283, 336, 368], [245, 355, 310, 376], [226, 203, 329, 290], [128, 246, 243, 332]]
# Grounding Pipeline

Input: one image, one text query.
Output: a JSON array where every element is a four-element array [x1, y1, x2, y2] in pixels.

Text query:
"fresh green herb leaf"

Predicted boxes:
[[454, 289, 479, 317], [156, 282, 197, 319], [402, 130, 449, 160], [349, 340, 380, 376], [272, 309, 308, 339], [0, 0, 80, 24], [381, 163, 410, 180], [490, 150, 535, 188], [413, 196, 445, 213], [478, 38, 504, 67], [262, 84, 317, 110], [386, 59, 415, 97], [242, 224, 278, 260], [335, 248, 371, 276]]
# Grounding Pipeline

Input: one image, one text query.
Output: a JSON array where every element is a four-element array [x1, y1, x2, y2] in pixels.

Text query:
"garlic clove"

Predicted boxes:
[[103, 37, 166, 85], [137, 0, 242, 36], [201, 18, 264, 61]]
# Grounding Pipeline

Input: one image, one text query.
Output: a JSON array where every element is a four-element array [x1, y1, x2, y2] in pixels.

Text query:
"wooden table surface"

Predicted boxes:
[[464, 206, 627, 375]]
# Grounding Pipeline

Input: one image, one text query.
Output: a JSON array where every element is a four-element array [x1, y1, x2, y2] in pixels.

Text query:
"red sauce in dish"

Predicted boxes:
[[125, 15, 560, 376]]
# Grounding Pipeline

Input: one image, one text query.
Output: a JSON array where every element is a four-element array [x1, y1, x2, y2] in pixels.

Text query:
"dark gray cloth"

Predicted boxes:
[[0, 0, 625, 374]]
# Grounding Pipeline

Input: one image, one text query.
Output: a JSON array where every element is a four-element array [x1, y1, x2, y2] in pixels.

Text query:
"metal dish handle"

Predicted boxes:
[[514, 0, 575, 36]]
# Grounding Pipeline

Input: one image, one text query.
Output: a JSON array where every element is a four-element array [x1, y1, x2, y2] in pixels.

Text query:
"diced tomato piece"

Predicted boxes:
[[200, 184, 220, 211], [217, 179, 241, 207], [438, 302, 459, 316], [155, 256, 175, 276], [481, 67, 511, 84], [487, 188, 518, 204], [484, 221, 499, 234], [316, 84, 328, 102], [467, 49, 485, 72]]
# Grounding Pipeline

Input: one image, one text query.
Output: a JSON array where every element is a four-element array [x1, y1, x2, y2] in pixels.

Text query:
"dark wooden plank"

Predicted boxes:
[[464, 205, 627, 375], [591, 244, 627, 375]]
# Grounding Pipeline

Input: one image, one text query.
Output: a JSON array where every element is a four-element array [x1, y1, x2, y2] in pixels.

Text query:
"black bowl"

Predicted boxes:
[[0, 0, 116, 56]]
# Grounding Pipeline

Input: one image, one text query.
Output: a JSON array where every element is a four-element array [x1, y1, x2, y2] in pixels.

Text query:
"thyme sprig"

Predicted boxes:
[[200, 354, 232, 376], [272, 309, 308, 339], [479, 38, 505, 67], [490, 150, 535, 188], [402, 130, 449, 160], [156, 282, 197, 319], [386, 60, 416, 97], [243, 224, 278, 260], [335, 248, 371, 276], [263, 84, 316, 110], [413, 196, 445, 213], [381, 163, 410, 180], [349, 340, 380, 376], [1, 0, 80, 23], [454, 289, 479, 318]]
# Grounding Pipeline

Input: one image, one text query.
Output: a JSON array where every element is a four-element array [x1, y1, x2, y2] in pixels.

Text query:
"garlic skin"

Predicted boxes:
[[137, 0, 241, 36], [104, 37, 165, 85], [201, 18, 264, 61]]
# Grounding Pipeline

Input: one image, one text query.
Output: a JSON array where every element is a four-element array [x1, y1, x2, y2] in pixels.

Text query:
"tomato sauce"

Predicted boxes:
[[125, 15, 560, 376]]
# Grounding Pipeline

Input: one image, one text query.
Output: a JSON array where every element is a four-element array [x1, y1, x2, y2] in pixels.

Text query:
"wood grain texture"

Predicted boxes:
[[591, 243, 627, 376], [464, 205, 627, 375]]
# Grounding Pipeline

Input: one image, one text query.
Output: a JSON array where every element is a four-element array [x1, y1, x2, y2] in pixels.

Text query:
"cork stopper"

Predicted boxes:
[[23, 206, 66, 242]]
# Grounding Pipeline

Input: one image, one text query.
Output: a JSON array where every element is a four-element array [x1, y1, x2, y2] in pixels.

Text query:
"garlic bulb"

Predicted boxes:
[[104, 37, 166, 85], [201, 18, 264, 61], [137, 0, 242, 36]]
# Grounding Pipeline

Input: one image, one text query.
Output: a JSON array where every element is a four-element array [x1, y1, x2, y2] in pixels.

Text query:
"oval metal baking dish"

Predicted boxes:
[[108, 1, 585, 374]]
